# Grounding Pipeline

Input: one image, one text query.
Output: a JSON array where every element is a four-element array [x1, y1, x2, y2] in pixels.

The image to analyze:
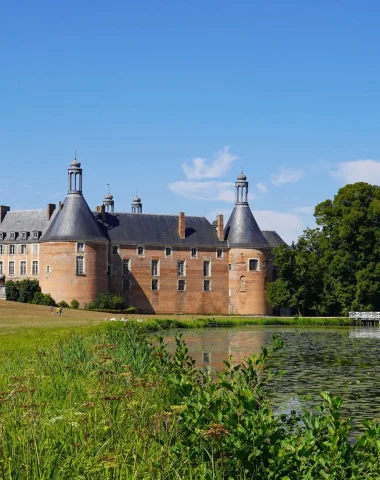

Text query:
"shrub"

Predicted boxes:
[[5, 280, 19, 301], [70, 299, 80, 309], [58, 300, 70, 308], [31, 292, 56, 306], [85, 292, 126, 311], [6, 279, 41, 303]]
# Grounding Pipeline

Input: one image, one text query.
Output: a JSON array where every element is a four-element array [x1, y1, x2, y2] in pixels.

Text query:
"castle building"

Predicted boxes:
[[0, 158, 286, 314]]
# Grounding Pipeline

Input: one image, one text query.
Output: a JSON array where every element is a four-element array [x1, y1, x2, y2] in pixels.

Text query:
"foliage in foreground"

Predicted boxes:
[[266, 182, 380, 316], [0, 323, 378, 479]]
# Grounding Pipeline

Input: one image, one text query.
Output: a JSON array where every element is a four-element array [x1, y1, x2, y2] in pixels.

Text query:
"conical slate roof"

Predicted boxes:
[[41, 194, 107, 243], [224, 205, 270, 248]]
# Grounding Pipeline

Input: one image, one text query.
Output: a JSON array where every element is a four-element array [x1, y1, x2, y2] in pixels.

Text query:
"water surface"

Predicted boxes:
[[164, 326, 380, 427]]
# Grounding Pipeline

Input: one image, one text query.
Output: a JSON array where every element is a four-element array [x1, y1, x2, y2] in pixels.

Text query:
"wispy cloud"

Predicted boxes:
[[293, 206, 314, 215], [271, 168, 304, 186], [169, 181, 236, 203], [182, 146, 238, 180], [255, 182, 267, 192], [330, 159, 380, 184]]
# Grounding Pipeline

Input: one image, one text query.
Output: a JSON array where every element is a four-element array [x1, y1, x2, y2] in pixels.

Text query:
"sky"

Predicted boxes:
[[2, 1, 380, 244]]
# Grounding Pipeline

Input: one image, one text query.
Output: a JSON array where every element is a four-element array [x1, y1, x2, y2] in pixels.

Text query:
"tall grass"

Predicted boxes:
[[0, 320, 376, 479]]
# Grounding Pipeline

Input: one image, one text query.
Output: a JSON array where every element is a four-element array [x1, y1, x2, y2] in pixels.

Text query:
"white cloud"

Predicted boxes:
[[253, 210, 305, 244], [330, 159, 380, 184], [271, 168, 304, 186], [255, 182, 267, 192], [182, 146, 238, 180], [169, 181, 236, 203], [293, 206, 314, 215]]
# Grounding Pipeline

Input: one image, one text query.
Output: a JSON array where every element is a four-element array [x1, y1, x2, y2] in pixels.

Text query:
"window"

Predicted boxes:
[[33, 232, 39, 240], [191, 248, 198, 258], [46, 265, 51, 274], [203, 279, 211, 291], [249, 259, 259, 271], [0, 261, 3, 274], [21, 232, 27, 240], [178, 279, 186, 291], [20, 245, 27, 255], [8, 245, 15, 255], [123, 278, 131, 291], [228, 264, 232, 271], [32, 244, 39, 255], [216, 249, 223, 258], [32, 261, 39, 275], [165, 247, 172, 257], [0, 233, 4, 240], [137, 246, 144, 256], [151, 259, 159, 276], [77, 242, 85, 252], [0, 245, 3, 255], [76, 256, 84, 275], [203, 260, 211, 277], [177, 260, 185, 276], [152, 279, 159, 291], [122, 259, 130, 275], [20, 261, 26, 276], [112, 245, 118, 255], [9, 261, 15, 275], [10, 232, 15, 240]]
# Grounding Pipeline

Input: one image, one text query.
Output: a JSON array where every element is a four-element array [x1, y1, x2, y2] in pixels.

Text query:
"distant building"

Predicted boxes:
[[0, 158, 286, 313]]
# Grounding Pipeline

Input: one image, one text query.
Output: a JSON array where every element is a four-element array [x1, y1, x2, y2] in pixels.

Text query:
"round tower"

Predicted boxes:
[[131, 195, 142, 213], [225, 173, 273, 315], [39, 155, 109, 307]]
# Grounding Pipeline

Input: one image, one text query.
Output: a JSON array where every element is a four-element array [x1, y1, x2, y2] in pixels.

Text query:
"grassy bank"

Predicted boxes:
[[0, 321, 378, 479]]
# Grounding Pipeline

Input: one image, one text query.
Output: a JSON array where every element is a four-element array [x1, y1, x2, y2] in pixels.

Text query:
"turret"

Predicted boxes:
[[131, 195, 142, 214]]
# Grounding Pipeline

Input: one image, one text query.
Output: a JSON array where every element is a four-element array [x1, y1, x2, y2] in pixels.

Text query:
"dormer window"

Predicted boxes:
[[21, 231, 28, 240], [33, 231, 40, 240], [0, 232, 4, 240], [10, 232, 16, 240]]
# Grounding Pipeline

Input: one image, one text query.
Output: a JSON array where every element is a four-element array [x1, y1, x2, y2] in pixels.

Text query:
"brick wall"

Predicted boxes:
[[39, 242, 108, 307], [108, 245, 230, 314], [228, 248, 273, 315]]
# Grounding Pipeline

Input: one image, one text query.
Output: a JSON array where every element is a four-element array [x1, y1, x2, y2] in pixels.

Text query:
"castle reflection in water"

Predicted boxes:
[[165, 328, 266, 375]]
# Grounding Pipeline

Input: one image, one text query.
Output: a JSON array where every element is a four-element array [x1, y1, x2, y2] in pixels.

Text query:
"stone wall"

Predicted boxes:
[[39, 242, 108, 306], [108, 245, 230, 314], [228, 248, 273, 315]]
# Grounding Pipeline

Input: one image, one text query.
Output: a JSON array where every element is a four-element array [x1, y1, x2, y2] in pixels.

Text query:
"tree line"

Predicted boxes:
[[266, 182, 380, 316]]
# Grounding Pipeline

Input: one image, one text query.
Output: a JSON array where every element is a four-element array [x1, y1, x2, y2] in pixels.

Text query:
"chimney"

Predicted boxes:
[[101, 204, 106, 222], [0, 206, 10, 225], [47, 203, 56, 220], [95, 205, 102, 212], [217, 214, 224, 241], [178, 212, 185, 239]]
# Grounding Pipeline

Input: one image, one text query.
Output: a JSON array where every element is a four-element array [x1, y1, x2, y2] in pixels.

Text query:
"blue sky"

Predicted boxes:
[[2, 1, 380, 243]]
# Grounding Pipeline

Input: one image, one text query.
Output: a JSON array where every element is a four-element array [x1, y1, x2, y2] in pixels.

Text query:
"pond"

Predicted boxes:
[[164, 326, 380, 428]]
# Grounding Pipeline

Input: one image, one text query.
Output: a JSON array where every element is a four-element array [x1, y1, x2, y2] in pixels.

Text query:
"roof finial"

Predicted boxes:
[[74, 150, 77, 161], [107, 183, 110, 194], [241, 165, 243, 174]]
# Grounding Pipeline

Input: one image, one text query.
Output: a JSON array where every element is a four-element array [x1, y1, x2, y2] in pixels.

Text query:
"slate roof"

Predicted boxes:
[[0, 210, 57, 243], [94, 212, 227, 247], [261, 230, 288, 248], [224, 205, 270, 248], [41, 194, 108, 243]]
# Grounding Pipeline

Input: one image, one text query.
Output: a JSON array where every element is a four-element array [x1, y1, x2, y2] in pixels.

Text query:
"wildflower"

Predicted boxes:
[[202, 423, 229, 438], [170, 405, 187, 413], [69, 422, 79, 428], [83, 402, 97, 408]]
